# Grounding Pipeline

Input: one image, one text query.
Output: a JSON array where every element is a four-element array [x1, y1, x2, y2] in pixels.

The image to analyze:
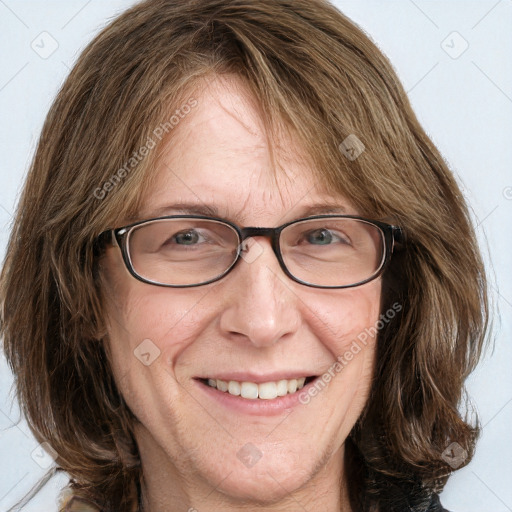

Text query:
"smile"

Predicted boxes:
[[200, 376, 316, 400]]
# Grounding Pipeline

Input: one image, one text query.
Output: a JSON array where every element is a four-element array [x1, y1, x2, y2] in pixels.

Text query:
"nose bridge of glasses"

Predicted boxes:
[[235, 226, 291, 291], [239, 226, 280, 252]]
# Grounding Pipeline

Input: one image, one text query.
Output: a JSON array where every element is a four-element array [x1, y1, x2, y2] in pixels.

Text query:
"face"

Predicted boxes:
[[101, 75, 381, 508]]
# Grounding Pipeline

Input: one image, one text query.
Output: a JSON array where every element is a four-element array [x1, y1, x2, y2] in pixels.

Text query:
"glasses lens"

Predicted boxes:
[[127, 218, 239, 285], [280, 218, 385, 287]]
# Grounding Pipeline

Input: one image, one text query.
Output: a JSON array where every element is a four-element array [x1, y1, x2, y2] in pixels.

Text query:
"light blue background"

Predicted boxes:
[[0, 1, 511, 510]]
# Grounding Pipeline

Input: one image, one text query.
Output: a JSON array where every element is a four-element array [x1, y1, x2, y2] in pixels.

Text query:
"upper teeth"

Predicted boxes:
[[207, 378, 307, 400]]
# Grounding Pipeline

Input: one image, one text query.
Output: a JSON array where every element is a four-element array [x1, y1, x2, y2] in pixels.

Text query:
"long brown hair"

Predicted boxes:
[[1, 0, 489, 510]]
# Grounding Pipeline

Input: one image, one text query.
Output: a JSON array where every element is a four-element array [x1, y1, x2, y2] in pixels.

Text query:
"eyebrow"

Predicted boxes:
[[143, 202, 347, 222]]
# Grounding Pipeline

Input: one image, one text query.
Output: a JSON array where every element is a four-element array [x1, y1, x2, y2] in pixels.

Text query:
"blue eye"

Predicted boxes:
[[173, 230, 203, 245], [165, 229, 212, 248], [305, 228, 344, 245]]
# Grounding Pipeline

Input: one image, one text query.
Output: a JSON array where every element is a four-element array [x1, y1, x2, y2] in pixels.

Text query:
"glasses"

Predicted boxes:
[[98, 214, 403, 288]]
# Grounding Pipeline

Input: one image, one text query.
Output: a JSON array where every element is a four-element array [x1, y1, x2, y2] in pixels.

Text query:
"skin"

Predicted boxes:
[[101, 75, 381, 512]]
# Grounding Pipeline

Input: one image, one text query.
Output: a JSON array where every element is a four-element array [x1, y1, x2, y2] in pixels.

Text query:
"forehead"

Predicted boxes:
[[140, 75, 355, 224]]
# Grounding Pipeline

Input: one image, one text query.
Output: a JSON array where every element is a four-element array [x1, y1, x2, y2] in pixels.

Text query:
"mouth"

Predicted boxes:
[[196, 376, 318, 400]]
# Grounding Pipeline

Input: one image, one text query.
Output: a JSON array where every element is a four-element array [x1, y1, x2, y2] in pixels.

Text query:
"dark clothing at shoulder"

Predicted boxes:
[[427, 493, 451, 512]]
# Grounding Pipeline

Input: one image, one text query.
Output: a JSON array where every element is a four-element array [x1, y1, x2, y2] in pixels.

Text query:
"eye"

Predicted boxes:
[[171, 229, 207, 245], [302, 228, 348, 245]]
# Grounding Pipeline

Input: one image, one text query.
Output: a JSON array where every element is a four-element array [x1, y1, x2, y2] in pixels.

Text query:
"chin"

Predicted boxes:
[[215, 470, 310, 504], [199, 445, 317, 504]]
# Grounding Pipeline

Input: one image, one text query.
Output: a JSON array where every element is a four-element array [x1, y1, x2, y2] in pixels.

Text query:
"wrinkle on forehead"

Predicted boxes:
[[174, 73, 305, 176]]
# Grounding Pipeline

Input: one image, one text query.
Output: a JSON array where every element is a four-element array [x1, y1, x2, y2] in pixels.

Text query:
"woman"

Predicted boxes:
[[0, 0, 489, 510]]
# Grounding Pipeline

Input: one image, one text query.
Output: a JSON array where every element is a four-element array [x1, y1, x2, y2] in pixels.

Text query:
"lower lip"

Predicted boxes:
[[193, 378, 319, 416]]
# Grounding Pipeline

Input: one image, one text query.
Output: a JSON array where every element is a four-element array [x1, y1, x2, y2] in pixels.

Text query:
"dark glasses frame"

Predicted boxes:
[[97, 214, 404, 289]]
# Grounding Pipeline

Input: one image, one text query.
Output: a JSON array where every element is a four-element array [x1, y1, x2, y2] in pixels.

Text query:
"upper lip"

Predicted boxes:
[[196, 371, 317, 383]]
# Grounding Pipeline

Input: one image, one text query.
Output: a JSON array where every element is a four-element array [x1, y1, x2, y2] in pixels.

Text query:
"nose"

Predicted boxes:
[[218, 237, 302, 348]]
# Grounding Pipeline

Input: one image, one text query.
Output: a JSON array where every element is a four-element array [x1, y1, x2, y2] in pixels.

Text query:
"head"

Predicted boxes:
[[0, 0, 488, 510]]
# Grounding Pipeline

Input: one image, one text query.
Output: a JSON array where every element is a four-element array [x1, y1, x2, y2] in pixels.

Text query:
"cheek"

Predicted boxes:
[[303, 283, 381, 411], [307, 281, 382, 356], [105, 286, 217, 369], [100, 250, 219, 376], [101, 282, 221, 432]]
